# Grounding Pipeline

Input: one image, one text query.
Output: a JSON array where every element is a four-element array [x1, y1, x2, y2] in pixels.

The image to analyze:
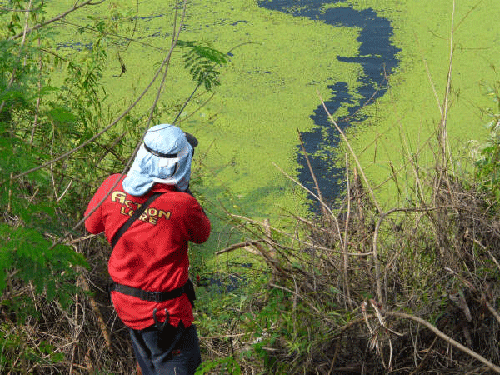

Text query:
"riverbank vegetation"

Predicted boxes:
[[2, 0, 500, 374], [202, 85, 500, 374]]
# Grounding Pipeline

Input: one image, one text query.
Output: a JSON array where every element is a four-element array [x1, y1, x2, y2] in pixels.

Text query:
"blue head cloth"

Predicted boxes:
[[123, 124, 193, 196]]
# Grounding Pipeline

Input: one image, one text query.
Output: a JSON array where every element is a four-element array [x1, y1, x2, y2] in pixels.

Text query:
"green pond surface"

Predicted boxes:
[[52, 0, 500, 248]]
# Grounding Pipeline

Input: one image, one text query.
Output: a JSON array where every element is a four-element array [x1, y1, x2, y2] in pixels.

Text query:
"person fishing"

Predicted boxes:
[[84, 124, 211, 375]]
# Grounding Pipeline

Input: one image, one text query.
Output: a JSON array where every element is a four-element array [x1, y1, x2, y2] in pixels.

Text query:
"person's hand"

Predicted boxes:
[[184, 132, 197, 157], [184, 132, 198, 148]]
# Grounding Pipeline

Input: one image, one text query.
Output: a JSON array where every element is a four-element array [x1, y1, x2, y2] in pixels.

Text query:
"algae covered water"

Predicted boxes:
[[54, 0, 500, 223]]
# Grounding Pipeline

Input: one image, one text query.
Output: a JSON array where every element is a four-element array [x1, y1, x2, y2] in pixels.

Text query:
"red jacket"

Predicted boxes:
[[84, 174, 211, 330]]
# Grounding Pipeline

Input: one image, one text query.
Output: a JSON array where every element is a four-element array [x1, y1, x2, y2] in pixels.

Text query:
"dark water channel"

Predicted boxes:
[[258, 0, 401, 212]]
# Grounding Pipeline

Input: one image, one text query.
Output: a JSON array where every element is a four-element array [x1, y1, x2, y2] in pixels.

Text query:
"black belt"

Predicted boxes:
[[109, 278, 196, 305]]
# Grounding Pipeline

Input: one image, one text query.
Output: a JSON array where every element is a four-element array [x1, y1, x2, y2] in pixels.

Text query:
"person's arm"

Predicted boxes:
[[84, 174, 120, 234], [184, 132, 198, 156], [186, 197, 211, 244], [84, 188, 105, 235]]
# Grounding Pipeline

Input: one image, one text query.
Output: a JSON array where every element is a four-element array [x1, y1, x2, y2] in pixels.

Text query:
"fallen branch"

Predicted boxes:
[[78, 275, 113, 353], [484, 299, 500, 326], [216, 240, 264, 255]]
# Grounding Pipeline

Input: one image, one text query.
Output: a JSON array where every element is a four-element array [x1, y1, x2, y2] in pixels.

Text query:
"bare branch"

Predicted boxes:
[[386, 311, 500, 373], [317, 92, 382, 214], [10, 0, 106, 40], [372, 206, 439, 304], [12, 0, 187, 183], [216, 240, 265, 255], [297, 129, 326, 215]]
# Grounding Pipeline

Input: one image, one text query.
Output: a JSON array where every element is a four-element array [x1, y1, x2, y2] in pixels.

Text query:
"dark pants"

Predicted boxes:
[[128, 322, 202, 375]]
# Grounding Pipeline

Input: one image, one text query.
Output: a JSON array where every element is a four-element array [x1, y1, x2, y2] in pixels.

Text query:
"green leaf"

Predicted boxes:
[[48, 106, 77, 124], [179, 40, 227, 91]]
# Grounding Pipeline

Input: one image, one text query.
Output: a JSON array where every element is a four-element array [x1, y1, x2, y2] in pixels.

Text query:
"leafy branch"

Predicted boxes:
[[178, 40, 228, 91]]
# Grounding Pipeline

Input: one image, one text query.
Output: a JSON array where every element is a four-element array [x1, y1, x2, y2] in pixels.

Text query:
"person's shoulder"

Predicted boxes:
[[167, 190, 201, 206], [103, 173, 124, 186], [95, 173, 125, 193], [170, 190, 196, 201]]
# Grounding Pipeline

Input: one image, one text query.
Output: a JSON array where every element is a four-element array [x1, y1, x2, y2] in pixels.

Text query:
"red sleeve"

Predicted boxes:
[[84, 174, 121, 235], [185, 196, 211, 244]]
